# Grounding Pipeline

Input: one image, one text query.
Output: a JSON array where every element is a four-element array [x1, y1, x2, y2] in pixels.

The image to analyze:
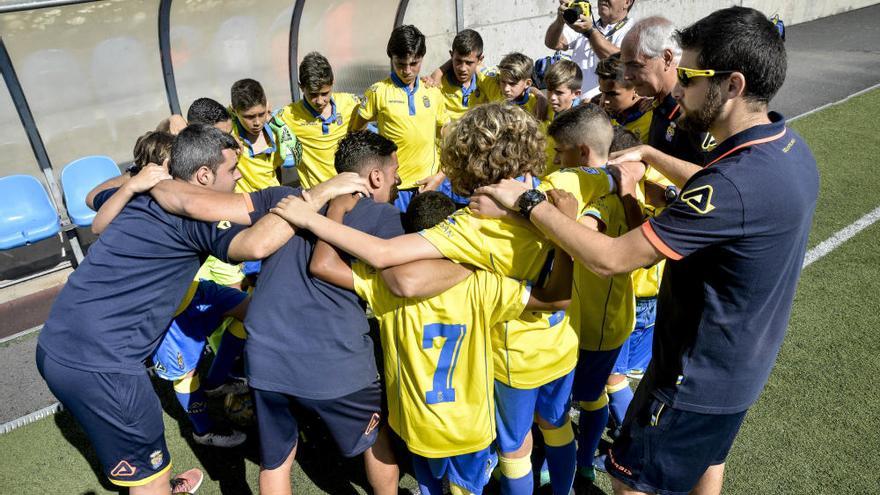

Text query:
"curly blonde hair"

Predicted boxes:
[[440, 103, 546, 196]]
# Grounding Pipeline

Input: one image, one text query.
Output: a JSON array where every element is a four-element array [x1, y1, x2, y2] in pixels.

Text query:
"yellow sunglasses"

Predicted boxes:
[[676, 67, 735, 87]]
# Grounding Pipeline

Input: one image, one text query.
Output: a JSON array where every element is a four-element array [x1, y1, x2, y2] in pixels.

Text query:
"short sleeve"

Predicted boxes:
[[358, 84, 379, 121], [434, 89, 451, 127], [418, 210, 489, 268], [477, 271, 530, 325], [92, 187, 118, 211], [644, 170, 745, 260], [562, 24, 580, 50], [351, 261, 395, 316], [180, 219, 247, 263], [540, 167, 613, 214], [478, 70, 504, 103], [582, 198, 607, 232]]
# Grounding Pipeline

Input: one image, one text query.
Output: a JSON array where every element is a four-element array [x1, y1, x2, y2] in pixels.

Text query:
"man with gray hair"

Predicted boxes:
[[619, 16, 710, 165]]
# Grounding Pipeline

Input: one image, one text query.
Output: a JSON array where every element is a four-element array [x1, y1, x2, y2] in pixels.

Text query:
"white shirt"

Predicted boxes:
[[563, 16, 634, 99]]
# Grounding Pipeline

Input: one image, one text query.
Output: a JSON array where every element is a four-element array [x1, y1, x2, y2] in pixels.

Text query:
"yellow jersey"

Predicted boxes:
[[194, 256, 244, 285], [539, 99, 584, 178], [439, 70, 493, 121], [481, 70, 540, 116], [276, 93, 360, 189], [420, 170, 610, 388], [611, 101, 653, 145], [631, 166, 673, 298], [231, 120, 285, 193], [353, 263, 528, 457], [359, 74, 450, 189], [541, 168, 635, 350]]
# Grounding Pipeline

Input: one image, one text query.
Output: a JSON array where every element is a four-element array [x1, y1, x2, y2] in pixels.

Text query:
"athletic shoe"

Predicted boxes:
[[171, 467, 204, 494], [573, 469, 595, 495], [193, 428, 247, 448], [593, 453, 607, 473], [205, 377, 249, 397]]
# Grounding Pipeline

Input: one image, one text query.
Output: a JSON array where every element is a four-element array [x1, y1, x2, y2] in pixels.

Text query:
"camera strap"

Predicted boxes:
[[598, 17, 629, 40]]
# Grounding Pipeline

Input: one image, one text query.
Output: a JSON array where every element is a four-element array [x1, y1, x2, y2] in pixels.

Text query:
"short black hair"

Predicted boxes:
[[404, 191, 456, 233], [169, 124, 240, 180], [230, 78, 267, 111], [186, 98, 230, 126], [334, 131, 398, 174], [676, 6, 786, 106], [451, 29, 483, 57], [299, 52, 334, 94], [610, 127, 641, 152], [547, 103, 613, 156], [386, 25, 426, 59]]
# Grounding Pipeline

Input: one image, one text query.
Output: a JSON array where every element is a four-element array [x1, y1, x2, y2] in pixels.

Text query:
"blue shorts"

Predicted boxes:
[[606, 386, 747, 495], [36, 346, 171, 487], [612, 298, 656, 376], [253, 380, 383, 469], [394, 188, 418, 212], [494, 371, 575, 453], [411, 446, 498, 495], [151, 280, 247, 381], [242, 260, 262, 276], [437, 178, 471, 208], [572, 348, 622, 402]]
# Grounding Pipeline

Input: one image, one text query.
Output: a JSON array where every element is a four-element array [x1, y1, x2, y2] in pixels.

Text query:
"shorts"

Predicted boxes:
[[253, 380, 384, 469], [494, 371, 574, 453], [572, 348, 622, 402], [612, 298, 656, 376], [151, 280, 247, 381], [606, 387, 747, 495], [411, 446, 498, 495], [36, 346, 171, 487]]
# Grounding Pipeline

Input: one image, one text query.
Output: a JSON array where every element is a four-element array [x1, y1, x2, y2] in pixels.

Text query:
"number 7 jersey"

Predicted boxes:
[[352, 262, 530, 458]]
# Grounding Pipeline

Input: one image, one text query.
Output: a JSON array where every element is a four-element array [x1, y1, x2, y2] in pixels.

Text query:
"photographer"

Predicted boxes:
[[545, 0, 635, 98]]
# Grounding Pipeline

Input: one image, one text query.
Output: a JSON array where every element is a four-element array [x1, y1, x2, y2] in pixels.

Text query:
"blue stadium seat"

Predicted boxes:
[[61, 155, 121, 227], [0, 175, 60, 250]]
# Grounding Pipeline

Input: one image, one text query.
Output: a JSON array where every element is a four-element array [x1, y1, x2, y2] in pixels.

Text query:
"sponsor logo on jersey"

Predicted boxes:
[[364, 412, 381, 436], [665, 122, 676, 142], [680, 185, 716, 214], [217, 220, 231, 230]]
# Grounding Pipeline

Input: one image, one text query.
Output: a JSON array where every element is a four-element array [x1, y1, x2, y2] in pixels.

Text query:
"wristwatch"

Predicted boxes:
[[516, 189, 547, 219], [664, 185, 679, 204]]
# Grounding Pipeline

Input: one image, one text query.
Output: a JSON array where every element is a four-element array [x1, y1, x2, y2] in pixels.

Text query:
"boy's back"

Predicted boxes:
[[353, 263, 529, 457]]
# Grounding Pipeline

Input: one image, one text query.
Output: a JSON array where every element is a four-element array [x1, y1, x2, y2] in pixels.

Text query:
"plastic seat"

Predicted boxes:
[[0, 175, 60, 250], [61, 155, 121, 227]]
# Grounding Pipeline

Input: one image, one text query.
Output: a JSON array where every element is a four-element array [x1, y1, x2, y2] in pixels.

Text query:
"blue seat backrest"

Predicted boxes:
[[0, 175, 60, 250], [61, 155, 121, 227]]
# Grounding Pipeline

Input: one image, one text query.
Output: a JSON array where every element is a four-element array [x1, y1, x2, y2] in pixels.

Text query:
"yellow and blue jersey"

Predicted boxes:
[[276, 93, 360, 189], [611, 101, 653, 145], [419, 170, 610, 388], [359, 74, 450, 189], [541, 168, 635, 350], [231, 119, 285, 193], [631, 165, 673, 298], [353, 262, 529, 457], [481, 69, 540, 116], [439, 70, 493, 121]]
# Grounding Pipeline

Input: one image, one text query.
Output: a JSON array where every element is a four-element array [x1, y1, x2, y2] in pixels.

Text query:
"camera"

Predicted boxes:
[[562, 1, 591, 25]]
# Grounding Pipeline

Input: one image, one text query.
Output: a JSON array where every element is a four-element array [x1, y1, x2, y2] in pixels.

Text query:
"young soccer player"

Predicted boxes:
[[595, 53, 653, 143], [268, 103, 616, 495], [541, 59, 583, 176], [308, 190, 575, 495], [482, 52, 549, 120], [37, 124, 366, 495], [353, 25, 450, 211], [435, 29, 492, 121], [187, 97, 234, 134], [229, 78, 285, 193], [538, 105, 636, 491], [276, 51, 360, 189]]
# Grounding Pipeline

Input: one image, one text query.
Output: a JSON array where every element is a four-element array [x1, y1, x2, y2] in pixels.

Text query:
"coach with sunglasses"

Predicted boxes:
[[474, 7, 818, 494]]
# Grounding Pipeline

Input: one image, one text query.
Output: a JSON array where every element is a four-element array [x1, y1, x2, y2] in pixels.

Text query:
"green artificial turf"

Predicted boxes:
[[1, 90, 878, 494]]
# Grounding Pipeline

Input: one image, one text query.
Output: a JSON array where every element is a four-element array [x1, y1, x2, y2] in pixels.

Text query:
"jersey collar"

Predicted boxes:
[[390, 71, 420, 116], [513, 91, 530, 107], [302, 97, 338, 135], [447, 70, 478, 107], [234, 119, 278, 158], [655, 93, 680, 121], [705, 112, 788, 167]]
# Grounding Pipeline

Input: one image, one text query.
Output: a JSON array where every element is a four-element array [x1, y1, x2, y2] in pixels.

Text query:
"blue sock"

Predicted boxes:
[[544, 439, 576, 494], [499, 469, 533, 495], [608, 383, 634, 432], [576, 401, 609, 473], [174, 375, 213, 435], [204, 322, 246, 389]]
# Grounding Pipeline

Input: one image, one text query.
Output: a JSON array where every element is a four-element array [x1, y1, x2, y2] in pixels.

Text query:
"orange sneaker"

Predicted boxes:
[[170, 467, 204, 494]]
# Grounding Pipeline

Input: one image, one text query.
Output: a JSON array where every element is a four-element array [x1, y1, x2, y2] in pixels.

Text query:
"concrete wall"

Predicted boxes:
[[404, 0, 880, 70]]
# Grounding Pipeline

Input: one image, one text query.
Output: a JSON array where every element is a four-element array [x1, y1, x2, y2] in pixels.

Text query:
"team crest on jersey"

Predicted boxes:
[[176, 352, 184, 370], [364, 412, 381, 436], [217, 220, 231, 230], [336, 115, 344, 126], [680, 185, 715, 214], [111, 460, 137, 478], [149, 450, 164, 469], [423, 95, 431, 108], [701, 133, 717, 151], [665, 122, 676, 142]]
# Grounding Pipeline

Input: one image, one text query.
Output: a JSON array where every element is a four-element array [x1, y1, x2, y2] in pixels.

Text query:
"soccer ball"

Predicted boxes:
[[223, 391, 255, 426]]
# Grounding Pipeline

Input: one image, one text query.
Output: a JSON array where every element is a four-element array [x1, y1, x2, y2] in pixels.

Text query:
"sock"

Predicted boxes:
[[540, 420, 577, 495], [607, 379, 634, 433], [576, 395, 609, 475], [174, 374, 213, 435], [498, 455, 533, 495], [204, 320, 246, 389]]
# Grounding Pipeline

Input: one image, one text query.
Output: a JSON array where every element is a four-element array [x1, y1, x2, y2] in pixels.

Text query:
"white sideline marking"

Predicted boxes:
[[803, 205, 880, 268], [1, 85, 879, 437]]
